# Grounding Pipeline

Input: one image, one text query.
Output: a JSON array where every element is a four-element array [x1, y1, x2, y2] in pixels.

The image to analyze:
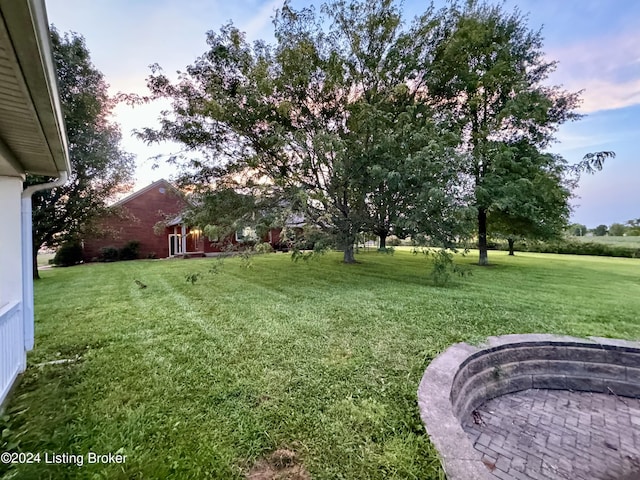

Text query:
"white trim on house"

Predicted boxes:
[[0, 0, 71, 409], [0, 0, 70, 176], [0, 178, 22, 310], [235, 226, 257, 243], [167, 224, 193, 256], [21, 171, 68, 352], [168, 233, 183, 256]]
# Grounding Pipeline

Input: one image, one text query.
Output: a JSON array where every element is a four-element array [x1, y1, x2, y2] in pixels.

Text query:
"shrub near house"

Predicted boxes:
[[52, 241, 83, 266], [96, 241, 140, 262], [118, 241, 140, 260]]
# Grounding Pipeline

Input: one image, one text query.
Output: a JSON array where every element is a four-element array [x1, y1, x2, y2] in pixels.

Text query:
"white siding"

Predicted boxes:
[[0, 176, 25, 407], [0, 177, 22, 308]]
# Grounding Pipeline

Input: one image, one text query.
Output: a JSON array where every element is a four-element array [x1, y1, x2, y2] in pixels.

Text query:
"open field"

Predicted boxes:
[[36, 252, 55, 267], [2, 250, 640, 479], [568, 235, 640, 248]]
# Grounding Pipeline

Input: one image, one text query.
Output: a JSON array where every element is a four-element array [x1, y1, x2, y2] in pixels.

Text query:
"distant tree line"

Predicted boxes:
[[568, 220, 640, 237]]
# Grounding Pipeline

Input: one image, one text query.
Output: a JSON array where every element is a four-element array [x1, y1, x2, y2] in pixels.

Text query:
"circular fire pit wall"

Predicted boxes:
[[417, 334, 640, 480]]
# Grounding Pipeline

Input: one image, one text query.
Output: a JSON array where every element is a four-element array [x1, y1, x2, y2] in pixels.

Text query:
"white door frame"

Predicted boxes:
[[168, 233, 183, 256]]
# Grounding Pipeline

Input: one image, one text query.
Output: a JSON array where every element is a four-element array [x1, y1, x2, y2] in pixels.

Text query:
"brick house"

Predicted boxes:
[[82, 179, 189, 260], [82, 179, 286, 261]]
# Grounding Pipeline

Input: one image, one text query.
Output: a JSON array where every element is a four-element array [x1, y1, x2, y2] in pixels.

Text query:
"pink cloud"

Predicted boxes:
[[546, 29, 640, 113]]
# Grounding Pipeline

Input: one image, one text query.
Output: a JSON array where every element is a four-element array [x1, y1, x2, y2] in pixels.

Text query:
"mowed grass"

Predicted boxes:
[[569, 235, 640, 248], [2, 250, 640, 479]]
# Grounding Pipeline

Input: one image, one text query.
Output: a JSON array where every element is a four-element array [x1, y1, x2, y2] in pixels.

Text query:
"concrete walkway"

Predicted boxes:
[[463, 389, 640, 480]]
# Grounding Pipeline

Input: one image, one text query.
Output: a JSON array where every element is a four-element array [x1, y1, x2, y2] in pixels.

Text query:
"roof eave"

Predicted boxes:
[[0, 0, 70, 176]]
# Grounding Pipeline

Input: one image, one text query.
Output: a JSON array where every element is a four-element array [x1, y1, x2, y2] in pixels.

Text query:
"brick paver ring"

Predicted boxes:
[[417, 334, 640, 480]]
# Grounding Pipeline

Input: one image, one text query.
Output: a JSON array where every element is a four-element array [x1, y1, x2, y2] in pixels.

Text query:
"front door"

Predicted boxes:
[[168, 234, 183, 256]]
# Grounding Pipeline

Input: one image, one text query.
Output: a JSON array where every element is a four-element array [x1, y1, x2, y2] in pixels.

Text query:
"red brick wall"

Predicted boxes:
[[201, 233, 239, 253], [83, 182, 188, 261]]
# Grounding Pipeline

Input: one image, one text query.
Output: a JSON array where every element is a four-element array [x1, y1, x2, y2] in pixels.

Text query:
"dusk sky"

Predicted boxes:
[[45, 0, 640, 228]]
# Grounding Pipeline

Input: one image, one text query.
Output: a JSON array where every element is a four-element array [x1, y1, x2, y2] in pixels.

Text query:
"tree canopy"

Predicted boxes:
[[485, 141, 572, 254], [626, 219, 640, 236], [591, 224, 609, 236], [134, 0, 610, 265], [425, 1, 590, 264], [608, 223, 626, 236], [567, 223, 587, 236], [28, 27, 134, 278]]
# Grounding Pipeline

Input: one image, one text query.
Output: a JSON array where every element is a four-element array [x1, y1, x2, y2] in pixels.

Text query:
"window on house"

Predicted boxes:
[[235, 227, 257, 242]]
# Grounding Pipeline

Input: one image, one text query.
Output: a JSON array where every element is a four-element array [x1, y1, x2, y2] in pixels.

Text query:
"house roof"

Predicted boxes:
[[285, 213, 305, 227], [111, 179, 187, 208], [166, 214, 184, 227], [0, 0, 70, 178]]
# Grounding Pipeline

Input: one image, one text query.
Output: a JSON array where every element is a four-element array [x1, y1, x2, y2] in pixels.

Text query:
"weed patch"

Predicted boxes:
[[246, 449, 310, 480]]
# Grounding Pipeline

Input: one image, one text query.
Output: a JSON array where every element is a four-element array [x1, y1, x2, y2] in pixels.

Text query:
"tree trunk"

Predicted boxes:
[[379, 234, 387, 249], [343, 243, 356, 263], [32, 243, 40, 280], [508, 237, 515, 256], [477, 207, 489, 266]]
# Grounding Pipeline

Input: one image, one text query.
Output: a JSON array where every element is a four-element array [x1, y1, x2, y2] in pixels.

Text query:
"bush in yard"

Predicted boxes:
[[185, 272, 202, 284], [412, 247, 471, 286], [254, 242, 274, 254], [52, 241, 83, 266], [428, 249, 470, 286], [119, 241, 140, 260], [238, 249, 254, 269], [99, 246, 119, 262]]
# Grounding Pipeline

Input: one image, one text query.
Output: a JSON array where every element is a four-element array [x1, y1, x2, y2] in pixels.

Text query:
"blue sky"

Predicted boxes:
[[45, 0, 640, 227]]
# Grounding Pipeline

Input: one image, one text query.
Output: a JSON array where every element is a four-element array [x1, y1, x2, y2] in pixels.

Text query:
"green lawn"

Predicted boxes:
[[2, 250, 640, 479], [568, 235, 640, 248]]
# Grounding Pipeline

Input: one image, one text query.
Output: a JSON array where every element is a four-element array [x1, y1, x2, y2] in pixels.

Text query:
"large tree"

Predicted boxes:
[[591, 224, 608, 237], [486, 141, 571, 255], [488, 146, 615, 253], [626, 219, 640, 236], [27, 28, 134, 278], [322, 1, 466, 250], [609, 223, 626, 237], [135, 0, 461, 263], [427, 1, 583, 265], [567, 223, 587, 236], [357, 93, 466, 249]]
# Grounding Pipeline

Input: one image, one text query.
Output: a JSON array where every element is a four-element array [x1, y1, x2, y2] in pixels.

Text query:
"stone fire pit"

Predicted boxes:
[[417, 334, 640, 480]]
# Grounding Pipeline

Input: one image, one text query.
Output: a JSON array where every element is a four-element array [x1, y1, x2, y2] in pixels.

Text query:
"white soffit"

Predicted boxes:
[[0, 0, 69, 178]]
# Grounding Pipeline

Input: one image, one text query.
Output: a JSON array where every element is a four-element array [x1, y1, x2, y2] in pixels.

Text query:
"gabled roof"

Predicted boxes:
[[0, 0, 70, 177], [166, 214, 184, 227], [285, 213, 305, 227], [111, 179, 187, 208]]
